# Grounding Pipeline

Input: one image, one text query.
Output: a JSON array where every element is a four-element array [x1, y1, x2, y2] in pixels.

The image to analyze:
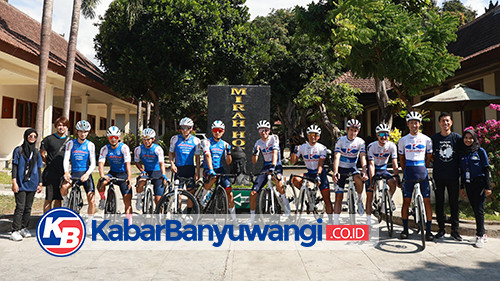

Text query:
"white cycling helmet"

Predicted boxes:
[[141, 128, 156, 139], [406, 111, 423, 122], [75, 120, 91, 131], [306, 125, 321, 135], [106, 126, 121, 137], [375, 123, 391, 134], [179, 117, 194, 127], [211, 120, 225, 130], [256, 120, 271, 129], [346, 119, 361, 129]]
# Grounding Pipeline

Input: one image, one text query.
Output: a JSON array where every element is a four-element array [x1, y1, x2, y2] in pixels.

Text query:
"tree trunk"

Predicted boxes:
[[137, 100, 143, 135], [62, 0, 82, 119], [318, 103, 341, 142], [146, 101, 151, 128], [375, 77, 392, 127], [35, 0, 54, 146], [152, 100, 160, 136]]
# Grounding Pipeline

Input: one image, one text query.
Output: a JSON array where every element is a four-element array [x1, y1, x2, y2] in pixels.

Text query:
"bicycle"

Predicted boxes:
[[256, 171, 290, 221], [370, 174, 397, 237], [338, 173, 358, 215], [155, 175, 200, 223], [289, 174, 325, 221], [195, 173, 237, 215], [137, 175, 164, 214], [67, 177, 84, 214], [403, 178, 434, 249], [99, 177, 129, 215]]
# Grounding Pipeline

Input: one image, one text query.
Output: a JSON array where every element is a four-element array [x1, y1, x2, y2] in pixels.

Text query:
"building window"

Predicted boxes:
[[16, 99, 36, 128], [100, 117, 107, 130], [2, 96, 14, 118], [88, 114, 96, 134]]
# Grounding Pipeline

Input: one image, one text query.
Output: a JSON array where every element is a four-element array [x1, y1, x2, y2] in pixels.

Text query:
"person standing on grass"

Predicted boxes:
[[10, 128, 43, 241], [40, 116, 70, 212]]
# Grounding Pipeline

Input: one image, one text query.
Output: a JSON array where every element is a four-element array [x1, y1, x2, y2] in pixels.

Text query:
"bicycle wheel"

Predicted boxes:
[[104, 187, 117, 215], [212, 186, 228, 215], [311, 188, 326, 220], [155, 190, 200, 223], [143, 187, 154, 214], [258, 188, 282, 215], [417, 196, 426, 249], [383, 189, 394, 237], [296, 188, 306, 219], [67, 188, 78, 213], [284, 179, 298, 213], [348, 187, 356, 215]]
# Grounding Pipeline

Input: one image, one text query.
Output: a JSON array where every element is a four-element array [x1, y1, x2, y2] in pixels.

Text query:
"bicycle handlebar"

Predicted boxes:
[[290, 174, 317, 183]]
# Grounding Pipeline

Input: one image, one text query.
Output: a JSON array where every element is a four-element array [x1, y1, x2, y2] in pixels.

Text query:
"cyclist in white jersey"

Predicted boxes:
[[332, 119, 368, 224], [398, 112, 434, 241], [247, 120, 291, 225], [60, 120, 96, 233], [290, 125, 333, 223], [365, 123, 400, 225]]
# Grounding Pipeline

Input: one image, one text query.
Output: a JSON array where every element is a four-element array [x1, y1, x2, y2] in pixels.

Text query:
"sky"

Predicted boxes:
[[9, 0, 490, 67]]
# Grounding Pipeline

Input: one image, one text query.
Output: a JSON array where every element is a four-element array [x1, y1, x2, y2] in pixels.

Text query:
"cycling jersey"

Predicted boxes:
[[398, 133, 432, 168], [98, 142, 131, 173], [134, 144, 164, 172], [254, 134, 281, 165], [334, 136, 365, 169], [295, 142, 327, 173], [169, 134, 201, 166], [63, 139, 96, 174], [202, 137, 231, 170], [367, 141, 397, 170]]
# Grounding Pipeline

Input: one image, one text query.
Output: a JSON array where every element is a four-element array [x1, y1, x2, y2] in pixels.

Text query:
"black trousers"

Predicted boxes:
[[12, 191, 36, 232], [465, 177, 487, 237], [434, 178, 460, 232]]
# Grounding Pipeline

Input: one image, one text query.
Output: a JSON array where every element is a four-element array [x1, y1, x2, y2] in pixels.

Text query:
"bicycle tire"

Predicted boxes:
[[348, 187, 356, 215], [155, 190, 200, 216], [417, 196, 426, 249], [143, 187, 154, 214], [296, 188, 306, 215], [68, 185, 82, 214], [68, 188, 77, 213], [212, 186, 228, 215], [258, 188, 282, 215], [312, 187, 326, 220], [284, 179, 298, 214], [105, 187, 117, 214], [383, 188, 393, 237]]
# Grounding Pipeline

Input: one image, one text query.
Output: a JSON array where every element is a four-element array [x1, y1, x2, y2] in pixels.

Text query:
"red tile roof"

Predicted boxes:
[[333, 71, 391, 93], [0, 1, 112, 94]]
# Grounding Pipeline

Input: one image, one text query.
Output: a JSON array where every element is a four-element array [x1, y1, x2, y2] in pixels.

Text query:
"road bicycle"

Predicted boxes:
[[195, 173, 238, 215], [155, 175, 200, 223], [370, 174, 397, 237], [289, 174, 325, 221], [404, 178, 434, 249], [339, 173, 358, 215], [67, 177, 84, 214], [257, 171, 290, 221], [136, 175, 165, 214], [99, 176, 129, 215]]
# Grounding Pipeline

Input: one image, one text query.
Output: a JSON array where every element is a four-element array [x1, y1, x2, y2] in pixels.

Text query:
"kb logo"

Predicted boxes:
[[36, 208, 86, 257]]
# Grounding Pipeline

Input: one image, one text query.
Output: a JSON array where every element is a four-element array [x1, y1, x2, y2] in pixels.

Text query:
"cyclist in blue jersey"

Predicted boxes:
[[201, 120, 237, 222], [398, 112, 434, 241], [169, 117, 201, 198], [365, 123, 400, 225], [290, 125, 333, 224], [332, 119, 369, 224], [60, 120, 96, 232], [97, 126, 132, 215], [134, 128, 168, 210], [247, 120, 291, 225]]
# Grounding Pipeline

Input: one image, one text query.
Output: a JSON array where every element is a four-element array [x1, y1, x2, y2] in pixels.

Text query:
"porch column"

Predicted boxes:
[[81, 93, 88, 120], [43, 85, 54, 137], [161, 118, 165, 136], [106, 102, 112, 128], [124, 109, 130, 134]]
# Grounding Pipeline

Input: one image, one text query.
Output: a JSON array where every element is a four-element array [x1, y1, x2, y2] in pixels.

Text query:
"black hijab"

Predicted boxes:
[[462, 129, 480, 155], [21, 128, 38, 182]]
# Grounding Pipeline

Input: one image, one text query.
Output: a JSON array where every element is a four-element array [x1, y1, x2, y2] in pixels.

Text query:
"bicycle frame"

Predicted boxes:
[[260, 172, 283, 215], [291, 174, 322, 219]]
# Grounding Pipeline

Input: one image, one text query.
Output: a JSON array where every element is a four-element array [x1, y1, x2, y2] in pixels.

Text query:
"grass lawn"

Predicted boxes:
[[0, 195, 45, 216], [0, 172, 11, 185]]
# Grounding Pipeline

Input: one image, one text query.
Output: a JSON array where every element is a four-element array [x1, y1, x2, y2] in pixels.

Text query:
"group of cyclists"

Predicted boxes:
[[46, 110, 486, 246]]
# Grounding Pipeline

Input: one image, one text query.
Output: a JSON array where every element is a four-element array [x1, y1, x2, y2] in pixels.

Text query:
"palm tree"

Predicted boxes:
[[62, 0, 100, 119], [35, 0, 54, 146]]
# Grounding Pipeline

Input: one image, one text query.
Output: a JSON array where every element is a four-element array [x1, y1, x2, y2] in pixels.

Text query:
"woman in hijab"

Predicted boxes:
[[10, 128, 43, 241], [459, 129, 492, 248]]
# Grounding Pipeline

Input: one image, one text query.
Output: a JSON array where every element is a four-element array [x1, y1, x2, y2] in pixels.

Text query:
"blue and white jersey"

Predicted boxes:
[[295, 142, 327, 173], [367, 141, 398, 170], [98, 142, 131, 173], [398, 133, 432, 167], [134, 144, 164, 172], [202, 137, 231, 170], [169, 134, 201, 166], [63, 139, 96, 173], [334, 136, 366, 169], [254, 135, 281, 165]]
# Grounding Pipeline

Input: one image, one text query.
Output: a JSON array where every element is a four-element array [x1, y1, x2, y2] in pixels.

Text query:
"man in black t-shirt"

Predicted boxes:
[[40, 116, 70, 212], [431, 112, 462, 241]]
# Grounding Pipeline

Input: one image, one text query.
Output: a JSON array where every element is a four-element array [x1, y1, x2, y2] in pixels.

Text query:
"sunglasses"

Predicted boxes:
[[258, 128, 270, 133], [212, 128, 224, 134], [308, 133, 320, 138], [378, 132, 389, 137], [108, 136, 119, 141], [180, 126, 192, 130], [27, 134, 37, 139]]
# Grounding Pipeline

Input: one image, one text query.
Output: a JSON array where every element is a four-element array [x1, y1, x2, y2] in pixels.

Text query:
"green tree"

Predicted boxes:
[[297, 0, 461, 126], [295, 73, 363, 140], [252, 9, 337, 144], [441, 0, 477, 25]]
